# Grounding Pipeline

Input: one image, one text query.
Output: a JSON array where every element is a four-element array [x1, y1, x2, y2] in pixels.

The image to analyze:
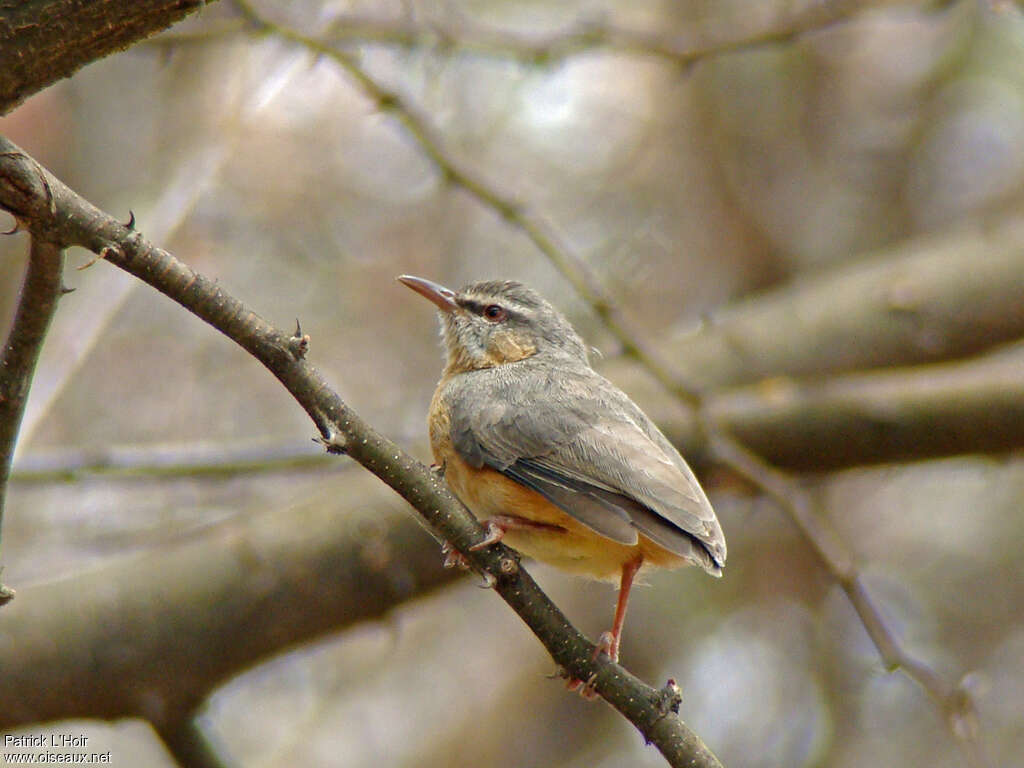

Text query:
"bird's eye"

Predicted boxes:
[[483, 304, 506, 322]]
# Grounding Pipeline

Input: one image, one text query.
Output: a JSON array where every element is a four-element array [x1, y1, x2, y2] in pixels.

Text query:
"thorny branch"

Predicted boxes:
[[0, 136, 723, 768], [228, 4, 990, 766]]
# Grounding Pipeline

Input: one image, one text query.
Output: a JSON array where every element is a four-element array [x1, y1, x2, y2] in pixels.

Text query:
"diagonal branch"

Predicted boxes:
[[0, 135, 723, 768], [706, 432, 987, 767]]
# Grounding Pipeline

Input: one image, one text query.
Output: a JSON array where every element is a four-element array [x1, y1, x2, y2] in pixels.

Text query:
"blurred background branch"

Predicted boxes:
[[0, 465, 456, 735], [195, 0, 873, 67]]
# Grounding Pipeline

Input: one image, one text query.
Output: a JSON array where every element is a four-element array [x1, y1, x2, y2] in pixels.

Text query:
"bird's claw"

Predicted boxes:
[[468, 519, 507, 551], [440, 541, 496, 587], [565, 671, 601, 700], [441, 540, 471, 570], [593, 630, 619, 663]]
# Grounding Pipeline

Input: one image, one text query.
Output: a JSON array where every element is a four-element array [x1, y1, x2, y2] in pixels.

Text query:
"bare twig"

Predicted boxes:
[[9, 438, 337, 483], [267, 1, 867, 69], [228, 3, 865, 390], [706, 432, 988, 768], [0, 135, 723, 768]]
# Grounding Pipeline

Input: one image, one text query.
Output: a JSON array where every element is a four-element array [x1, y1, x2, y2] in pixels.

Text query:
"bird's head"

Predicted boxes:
[[398, 275, 588, 374]]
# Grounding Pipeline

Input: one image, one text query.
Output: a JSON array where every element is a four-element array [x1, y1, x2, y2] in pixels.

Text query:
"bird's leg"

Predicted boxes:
[[563, 554, 644, 699], [595, 554, 644, 663]]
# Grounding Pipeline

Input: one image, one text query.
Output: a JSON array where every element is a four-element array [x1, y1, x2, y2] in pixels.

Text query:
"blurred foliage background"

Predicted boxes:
[[1, 1, 1022, 767]]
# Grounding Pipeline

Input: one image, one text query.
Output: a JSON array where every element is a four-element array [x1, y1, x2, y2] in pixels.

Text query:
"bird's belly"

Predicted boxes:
[[443, 456, 686, 581]]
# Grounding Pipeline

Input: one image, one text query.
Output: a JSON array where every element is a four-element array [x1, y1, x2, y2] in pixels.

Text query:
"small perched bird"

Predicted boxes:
[[398, 275, 725, 664]]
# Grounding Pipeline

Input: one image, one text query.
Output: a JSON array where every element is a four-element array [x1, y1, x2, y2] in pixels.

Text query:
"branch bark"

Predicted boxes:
[[0, 0, 211, 115], [0, 135, 723, 768]]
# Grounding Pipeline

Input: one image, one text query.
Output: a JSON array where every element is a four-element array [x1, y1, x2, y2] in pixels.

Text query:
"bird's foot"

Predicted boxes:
[[557, 629, 621, 701], [565, 672, 600, 700], [439, 540, 496, 587], [467, 517, 512, 551], [593, 630, 620, 664], [440, 540, 471, 570]]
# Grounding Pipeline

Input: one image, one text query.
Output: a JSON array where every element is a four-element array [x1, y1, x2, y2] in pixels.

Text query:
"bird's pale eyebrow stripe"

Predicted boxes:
[[457, 297, 525, 321]]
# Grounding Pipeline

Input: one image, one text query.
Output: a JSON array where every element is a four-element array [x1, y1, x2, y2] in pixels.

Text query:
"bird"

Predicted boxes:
[[398, 275, 725, 665]]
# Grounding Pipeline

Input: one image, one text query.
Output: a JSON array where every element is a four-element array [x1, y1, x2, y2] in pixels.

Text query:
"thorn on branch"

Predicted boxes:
[[124, 210, 136, 230], [565, 672, 600, 700], [441, 540, 471, 570], [60, 284, 76, 295], [655, 677, 683, 716], [314, 426, 347, 455], [76, 244, 120, 271], [30, 154, 55, 214], [288, 319, 310, 359]]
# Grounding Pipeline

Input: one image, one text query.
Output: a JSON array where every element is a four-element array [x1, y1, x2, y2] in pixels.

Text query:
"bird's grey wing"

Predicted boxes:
[[448, 368, 725, 572], [523, 418, 725, 572], [451, 383, 640, 545]]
